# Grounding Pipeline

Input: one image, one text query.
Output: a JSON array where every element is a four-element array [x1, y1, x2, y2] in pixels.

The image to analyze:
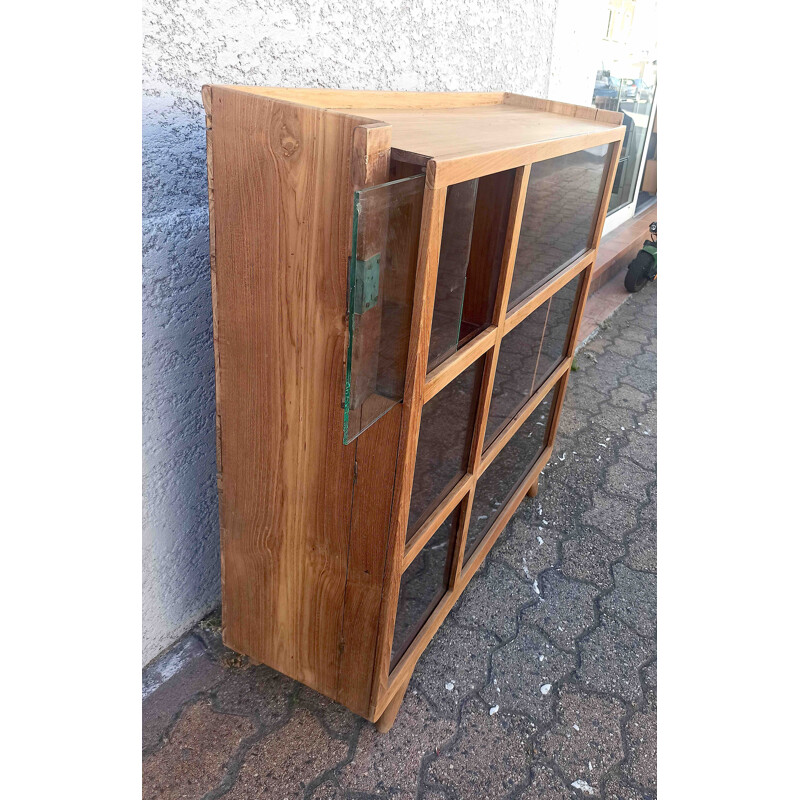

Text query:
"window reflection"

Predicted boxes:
[[592, 0, 657, 215]]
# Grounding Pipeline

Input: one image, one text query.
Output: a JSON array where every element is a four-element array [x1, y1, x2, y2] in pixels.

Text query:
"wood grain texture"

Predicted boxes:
[[209, 86, 372, 701], [335, 124, 404, 716]]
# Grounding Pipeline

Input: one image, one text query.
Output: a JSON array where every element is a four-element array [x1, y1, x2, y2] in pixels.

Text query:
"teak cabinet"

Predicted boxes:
[[202, 87, 624, 731]]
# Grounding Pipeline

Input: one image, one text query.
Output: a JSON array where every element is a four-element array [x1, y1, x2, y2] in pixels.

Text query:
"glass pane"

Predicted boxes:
[[344, 174, 425, 444], [483, 302, 549, 450], [407, 356, 485, 539], [392, 509, 458, 667], [591, 0, 657, 214], [507, 146, 609, 309], [427, 179, 479, 371], [532, 274, 582, 392], [464, 387, 556, 562], [457, 169, 515, 346]]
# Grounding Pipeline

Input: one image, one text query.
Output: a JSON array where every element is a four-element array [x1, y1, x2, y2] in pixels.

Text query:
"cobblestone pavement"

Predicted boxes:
[[143, 283, 656, 800]]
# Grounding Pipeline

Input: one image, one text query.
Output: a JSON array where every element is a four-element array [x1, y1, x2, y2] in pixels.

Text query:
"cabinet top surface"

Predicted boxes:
[[210, 87, 623, 163], [329, 104, 617, 161]]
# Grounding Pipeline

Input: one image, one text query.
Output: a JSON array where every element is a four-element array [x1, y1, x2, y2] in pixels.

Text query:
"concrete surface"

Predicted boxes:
[[143, 283, 657, 799], [141, 0, 608, 666]]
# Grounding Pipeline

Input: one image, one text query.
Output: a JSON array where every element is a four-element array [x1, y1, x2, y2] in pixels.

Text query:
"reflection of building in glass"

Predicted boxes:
[[509, 146, 608, 307]]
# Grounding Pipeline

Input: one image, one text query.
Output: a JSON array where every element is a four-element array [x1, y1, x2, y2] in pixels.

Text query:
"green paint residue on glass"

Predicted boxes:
[[342, 173, 425, 445]]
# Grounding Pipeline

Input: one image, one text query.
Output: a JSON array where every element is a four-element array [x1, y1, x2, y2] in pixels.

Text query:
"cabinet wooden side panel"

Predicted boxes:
[[336, 403, 403, 714], [209, 86, 361, 699]]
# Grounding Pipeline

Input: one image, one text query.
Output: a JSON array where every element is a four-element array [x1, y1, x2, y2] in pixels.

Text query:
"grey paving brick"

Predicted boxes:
[[493, 500, 562, 584], [609, 384, 650, 413], [210, 662, 294, 726], [452, 560, 536, 640], [227, 709, 349, 800], [538, 686, 626, 788], [479, 621, 574, 724], [518, 764, 572, 799], [606, 459, 655, 503], [425, 697, 536, 798], [528, 571, 599, 651], [577, 617, 655, 704], [338, 691, 455, 799], [413, 619, 498, 717], [581, 492, 639, 543], [624, 695, 657, 793], [600, 564, 657, 638], [562, 531, 626, 590], [142, 700, 256, 800]]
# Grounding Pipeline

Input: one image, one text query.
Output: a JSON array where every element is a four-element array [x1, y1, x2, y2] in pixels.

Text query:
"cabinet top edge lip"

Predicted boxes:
[[201, 86, 623, 127]]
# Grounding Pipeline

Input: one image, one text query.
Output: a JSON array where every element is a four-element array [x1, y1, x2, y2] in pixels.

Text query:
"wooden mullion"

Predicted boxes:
[[423, 325, 498, 404], [479, 357, 571, 476], [449, 486, 475, 590], [468, 164, 531, 475], [402, 473, 472, 570], [367, 175, 448, 718], [504, 249, 595, 332]]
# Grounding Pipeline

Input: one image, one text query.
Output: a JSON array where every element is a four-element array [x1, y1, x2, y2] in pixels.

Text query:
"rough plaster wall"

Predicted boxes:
[[142, 0, 564, 666]]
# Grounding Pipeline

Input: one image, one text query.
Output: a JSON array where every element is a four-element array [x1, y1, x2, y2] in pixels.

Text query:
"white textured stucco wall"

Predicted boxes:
[[142, 0, 586, 666]]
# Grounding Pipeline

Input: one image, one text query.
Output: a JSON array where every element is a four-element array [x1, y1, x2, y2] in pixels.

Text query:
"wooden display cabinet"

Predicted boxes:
[[202, 87, 623, 731]]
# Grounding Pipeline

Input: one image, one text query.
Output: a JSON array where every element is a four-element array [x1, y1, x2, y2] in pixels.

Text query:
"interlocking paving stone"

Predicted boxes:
[[425, 697, 536, 798], [451, 559, 536, 640], [528, 570, 599, 651], [308, 781, 346, 799], [581, 492, 639, 543], [141, 283, 657, 800], [608, 337, 645, 358], [591, 404, 640, 434], [566, 384, 608, 413], [226, 709, 349, 800], [557, 403, 596, 438], [479, 618, 574, 724], [609, 384, 651, 413], [413, 617, 498, 715], [621, 364, 657, 394], [142, 700, 256, 800], [562, 530, 627, 590], [605, 772, 653, 800], [592, 350, 635, 376], [296, 685, 362, 740], [620, 429, 657, 471], [492, 500, 562, 584], [142, 636, 226, 755], [624, 691, 657, 793], [600, 564, 657, 638], [538, 686, 626, 788], [617, 325, 651, 345], [518, 764, 573, 800], [576, 363, 625, 394], [642, 660, 657, 691], [606, 458, 655, 503], [577, 616, 656, 704], [338, 691, 455, 798], [210, 662, 294, 726]]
